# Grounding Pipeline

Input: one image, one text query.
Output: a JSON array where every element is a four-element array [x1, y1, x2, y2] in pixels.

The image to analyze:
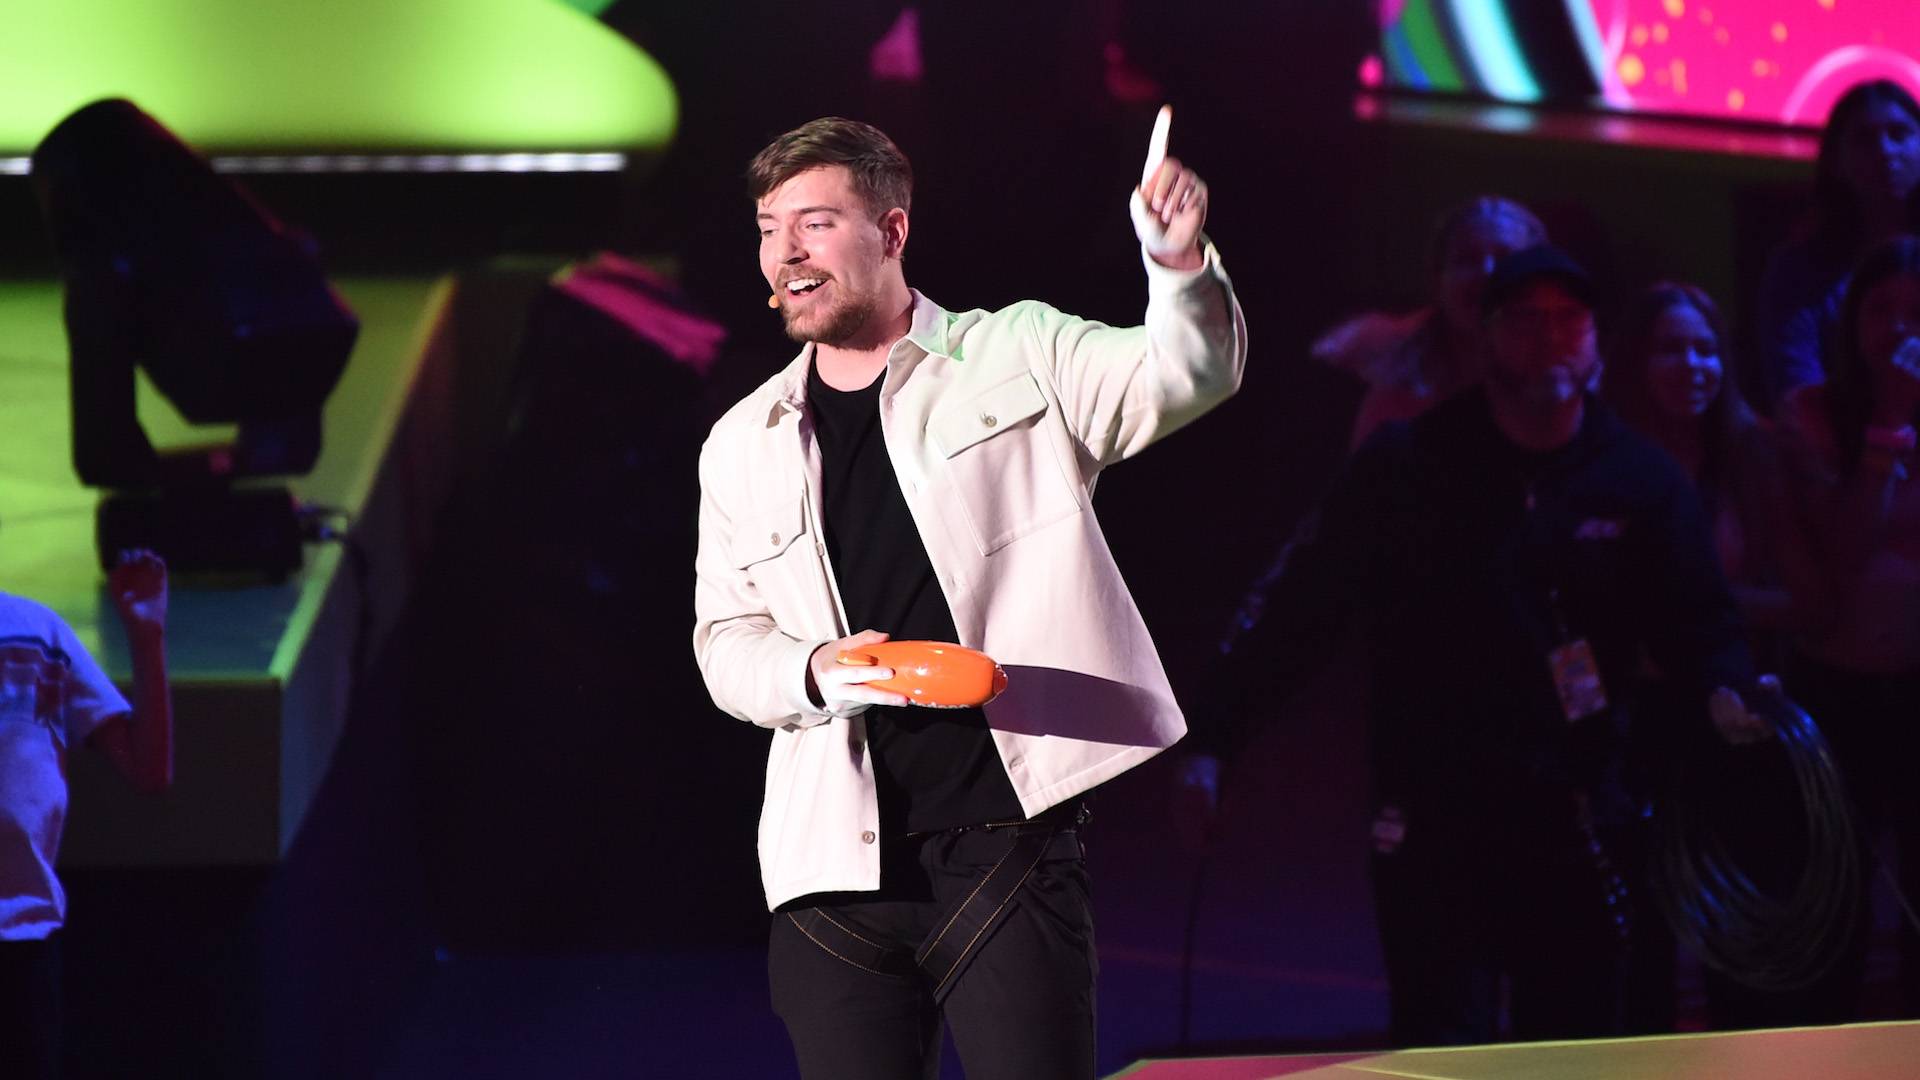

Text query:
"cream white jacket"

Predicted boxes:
[[694, 243, 1246, 909]]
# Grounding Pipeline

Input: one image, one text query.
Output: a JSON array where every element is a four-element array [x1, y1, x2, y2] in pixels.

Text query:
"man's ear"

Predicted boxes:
[[880, 207, 909, 259]]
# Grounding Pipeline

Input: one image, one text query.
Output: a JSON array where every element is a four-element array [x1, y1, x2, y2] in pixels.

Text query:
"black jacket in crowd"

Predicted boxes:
[[1223, 387, 1754, 834]]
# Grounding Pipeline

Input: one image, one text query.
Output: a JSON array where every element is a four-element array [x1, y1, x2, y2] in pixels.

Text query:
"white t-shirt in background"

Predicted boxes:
[[0, 593, 130, 941]]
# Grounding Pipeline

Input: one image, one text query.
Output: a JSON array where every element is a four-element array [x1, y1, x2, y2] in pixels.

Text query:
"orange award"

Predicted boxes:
[[834, 640, 1009, 708]]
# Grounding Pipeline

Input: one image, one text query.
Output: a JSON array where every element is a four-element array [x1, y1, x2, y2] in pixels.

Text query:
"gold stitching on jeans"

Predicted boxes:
[[929, 839, 1052, 997], [918, 842, 1017, 967], [786, 912, 899, 978], [814, 908, 888, 952]]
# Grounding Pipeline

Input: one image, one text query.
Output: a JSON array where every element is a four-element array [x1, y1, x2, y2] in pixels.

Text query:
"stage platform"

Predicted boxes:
[[0, 268, 542, 867], [1113, 1020, 1920, 1079]]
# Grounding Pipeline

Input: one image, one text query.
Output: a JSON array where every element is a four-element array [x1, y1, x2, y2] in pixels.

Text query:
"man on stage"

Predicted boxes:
[[692, 112, 1244, 1078]]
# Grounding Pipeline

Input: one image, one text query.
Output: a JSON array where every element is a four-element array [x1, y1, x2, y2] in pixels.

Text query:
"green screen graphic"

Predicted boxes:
[[556, 0, 620, 16], [0, 0, 674, 153]]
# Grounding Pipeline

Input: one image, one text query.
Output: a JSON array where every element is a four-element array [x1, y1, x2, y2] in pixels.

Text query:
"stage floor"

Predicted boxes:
[[1114, 1020, 1920, 1079]]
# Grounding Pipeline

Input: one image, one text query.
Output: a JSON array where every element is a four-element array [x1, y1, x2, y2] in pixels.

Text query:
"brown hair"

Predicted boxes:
[[747, 117, 912, 219], [1830, 235, 1920, 471], [1605, 281, 1756, 508]]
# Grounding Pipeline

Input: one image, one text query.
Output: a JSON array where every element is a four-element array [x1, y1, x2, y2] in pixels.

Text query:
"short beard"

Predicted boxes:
[[1488, 352, 1599, 411], [784, 287, 879, 347], [1520, 366, 1581, 408]]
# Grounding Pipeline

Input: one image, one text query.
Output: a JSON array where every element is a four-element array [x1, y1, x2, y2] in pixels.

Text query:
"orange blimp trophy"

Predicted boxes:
[[834, 641, 1009, 708]]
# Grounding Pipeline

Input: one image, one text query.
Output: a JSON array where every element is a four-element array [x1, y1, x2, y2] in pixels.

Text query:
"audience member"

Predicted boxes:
[[1771, 235, 1920, 1021], [1752, 81, 1920, 410], [1314, 196, 1545, 447], [1221, 247, 1764, 1045], [1605, 282, 1804, 1031], [1, 551, 171, 1079], [1609, 283, 1795, 645]]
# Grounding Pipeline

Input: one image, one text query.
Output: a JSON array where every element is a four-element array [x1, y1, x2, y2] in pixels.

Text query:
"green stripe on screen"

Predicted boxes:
[[1398, 0, 1466, 93]]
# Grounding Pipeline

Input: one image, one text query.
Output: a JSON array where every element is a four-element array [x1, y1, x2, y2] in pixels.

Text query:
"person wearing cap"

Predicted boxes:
[[1208, 245, 1769, 1045], [693, 113, 1244, 1079], [1311, 195, 1547, 448]]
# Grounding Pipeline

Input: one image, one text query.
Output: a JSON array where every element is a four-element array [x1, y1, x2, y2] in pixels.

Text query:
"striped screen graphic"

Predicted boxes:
[[1371, 0, 1920, 128]]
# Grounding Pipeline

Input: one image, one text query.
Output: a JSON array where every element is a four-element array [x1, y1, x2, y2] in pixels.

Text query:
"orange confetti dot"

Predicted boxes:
[[1817, 0, 1835, 9], [1714, 27, 1729, 44], [1772, 22, 1788, 42], [1619, 54, 1647, 87], [1671, 58, 1688, 94], [1654, 22, 1670, 44], [1631, 25, 1649, 47], [1751, 58, 1768, 77], [1662, 0, 1683, 17], [1700, 7, 1714, 24], [1728, 89, 1745, 111]]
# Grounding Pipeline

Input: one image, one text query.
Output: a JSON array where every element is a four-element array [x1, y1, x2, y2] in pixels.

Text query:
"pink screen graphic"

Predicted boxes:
[[1586, 0, 1920, 126]]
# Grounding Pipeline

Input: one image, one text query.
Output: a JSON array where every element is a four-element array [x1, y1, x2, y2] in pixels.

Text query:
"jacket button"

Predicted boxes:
[[770, 532, 781, 546], [980, 413, 998, 428], [860, 830, 876, 844]]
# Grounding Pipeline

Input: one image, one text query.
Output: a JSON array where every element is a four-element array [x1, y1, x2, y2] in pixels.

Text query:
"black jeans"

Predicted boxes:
[[1372, 810, 1635, 1046], [769, 827, 1096, 1080], [0, 935, 61, 1080]]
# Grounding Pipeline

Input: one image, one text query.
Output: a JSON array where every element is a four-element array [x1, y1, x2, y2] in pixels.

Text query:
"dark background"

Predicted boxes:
[[30, 3, 1849, 1076]]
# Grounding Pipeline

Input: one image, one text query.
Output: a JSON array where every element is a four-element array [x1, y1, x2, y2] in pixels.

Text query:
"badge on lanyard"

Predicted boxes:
[[1542, 580, 1608, 723], [1547, 638, 1608, 723]]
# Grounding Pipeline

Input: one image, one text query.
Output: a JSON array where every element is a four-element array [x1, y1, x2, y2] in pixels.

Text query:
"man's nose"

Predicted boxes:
[[772, 229, 807, 263]]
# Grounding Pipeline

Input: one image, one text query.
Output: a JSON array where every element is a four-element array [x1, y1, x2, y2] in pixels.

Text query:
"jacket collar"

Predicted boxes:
[[766, 290, 950, 422]]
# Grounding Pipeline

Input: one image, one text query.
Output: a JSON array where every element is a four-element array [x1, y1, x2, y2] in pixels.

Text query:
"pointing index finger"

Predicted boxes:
[[1142, 104, 1171, 188]]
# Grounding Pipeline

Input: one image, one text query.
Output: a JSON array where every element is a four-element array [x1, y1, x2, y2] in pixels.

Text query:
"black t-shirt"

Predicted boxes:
[[806, 359, 1024, 836]]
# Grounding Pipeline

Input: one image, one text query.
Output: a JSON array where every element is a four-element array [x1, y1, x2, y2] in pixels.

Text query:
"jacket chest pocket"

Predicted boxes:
[[929, 372, 1083, 555], [729, 499, 817, 623]]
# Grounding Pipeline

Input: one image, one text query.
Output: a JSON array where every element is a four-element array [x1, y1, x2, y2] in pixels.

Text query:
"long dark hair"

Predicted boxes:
[[1605, 282, 1755, 508], [1808, 80, 1920, 261], [1829, 235, 1920, 471]]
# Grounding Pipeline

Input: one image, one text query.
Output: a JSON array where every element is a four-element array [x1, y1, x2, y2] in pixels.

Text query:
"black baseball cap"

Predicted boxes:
[[1482, 244, 1596, 319]]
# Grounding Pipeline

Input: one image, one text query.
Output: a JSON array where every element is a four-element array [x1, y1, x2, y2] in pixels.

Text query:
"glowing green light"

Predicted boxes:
[[0, 0, 676, 153], [1396, 0, 1467, 93]]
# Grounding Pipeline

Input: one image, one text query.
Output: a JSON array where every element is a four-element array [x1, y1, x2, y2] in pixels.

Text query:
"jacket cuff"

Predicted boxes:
[[1140, 234, 1222, 286], [783, 636, 836, 727]]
